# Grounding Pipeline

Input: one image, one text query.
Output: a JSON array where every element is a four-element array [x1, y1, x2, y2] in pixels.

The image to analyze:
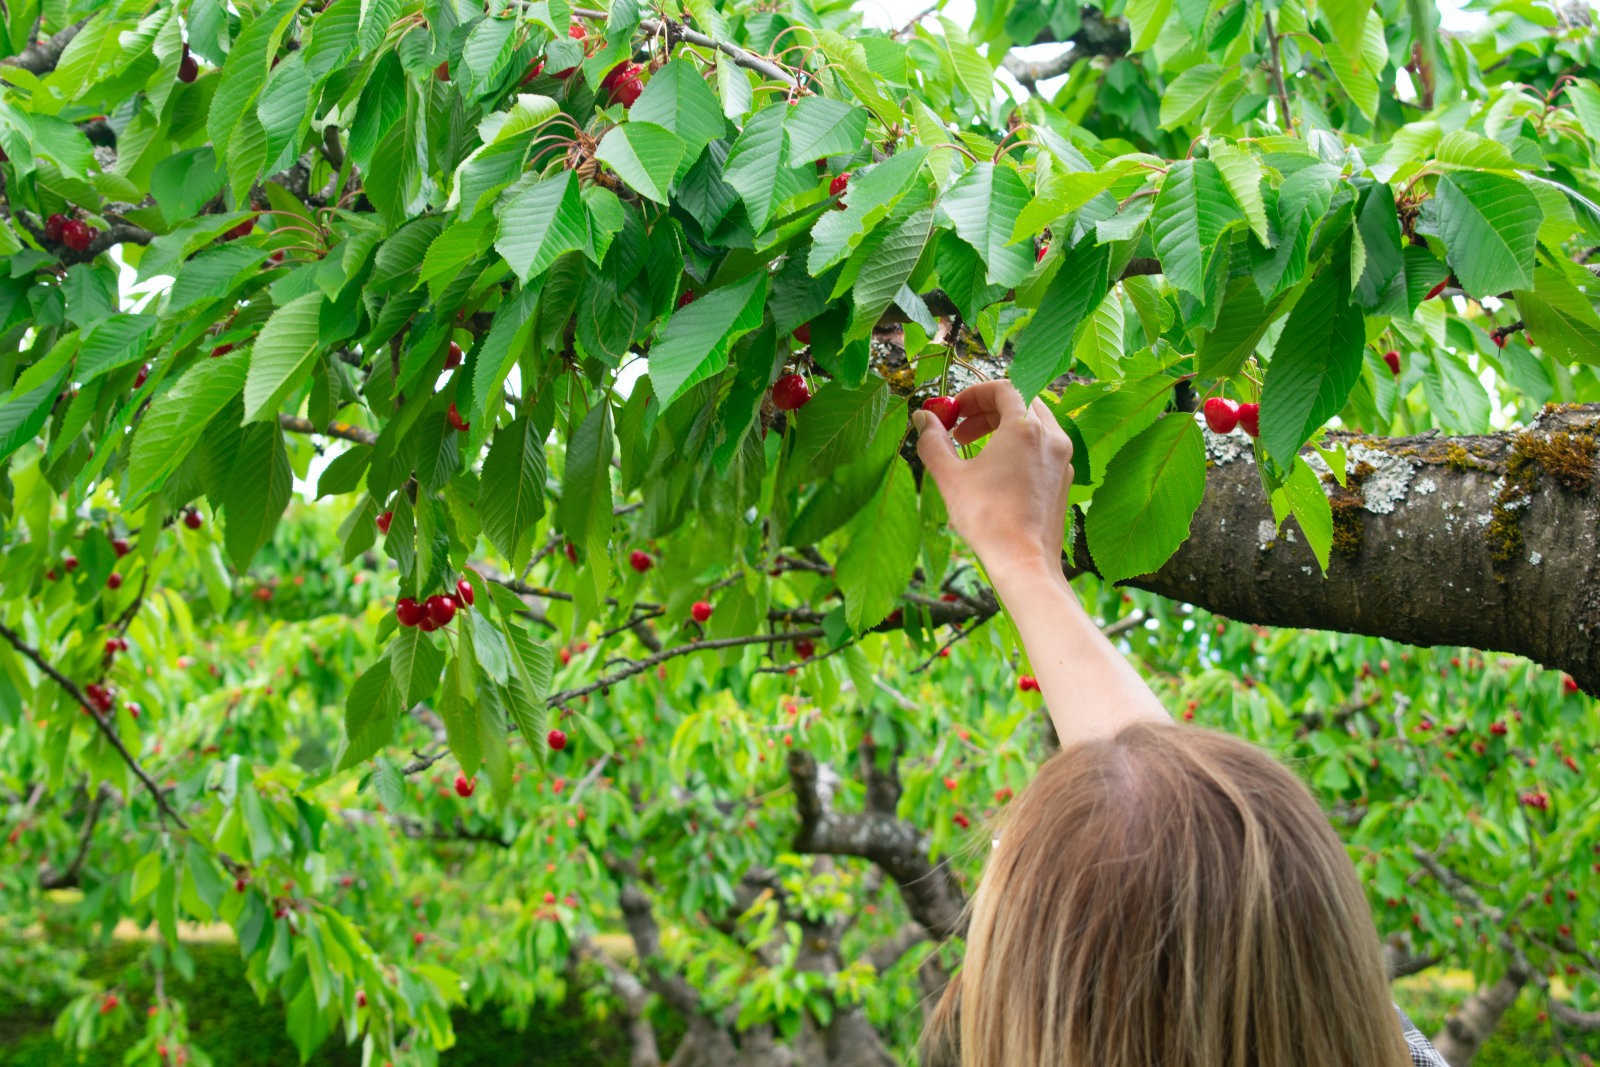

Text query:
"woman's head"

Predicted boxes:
[[927, 722, 1409, 1067]]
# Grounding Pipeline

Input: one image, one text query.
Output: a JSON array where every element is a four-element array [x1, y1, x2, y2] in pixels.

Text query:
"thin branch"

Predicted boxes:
[[39, 784, 112, 890], [2, 20, 87, 75], [546, 628, 826, 706], [572, 6, 797, 86], [278, 414, 378, 447], [1263, 10, 1295, 135], [0, 620, 187, 829]]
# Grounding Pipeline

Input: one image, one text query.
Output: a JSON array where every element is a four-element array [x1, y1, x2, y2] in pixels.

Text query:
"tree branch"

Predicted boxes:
[[2, 20, 86, 75], [38, 784, 112, 890], [572, 6, 798, 87], [787, 748, 967, 940], [0, 620, 187, 828], [574, 934, 662, 1067], [278, 414, 378, 447]]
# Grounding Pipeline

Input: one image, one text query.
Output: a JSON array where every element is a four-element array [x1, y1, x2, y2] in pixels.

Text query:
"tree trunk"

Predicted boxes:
[[1431, 966, 1529, 1065]]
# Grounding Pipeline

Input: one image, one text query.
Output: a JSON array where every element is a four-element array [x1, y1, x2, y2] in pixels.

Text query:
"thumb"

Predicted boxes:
[[913, 409, 962, 486]]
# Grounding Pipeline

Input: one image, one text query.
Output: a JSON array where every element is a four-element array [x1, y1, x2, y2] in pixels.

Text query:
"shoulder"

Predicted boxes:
[[1396, 1006, 1452, 1067]]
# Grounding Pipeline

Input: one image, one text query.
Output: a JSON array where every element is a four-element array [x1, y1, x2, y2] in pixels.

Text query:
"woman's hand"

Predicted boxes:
[[911, 381, 1075, 582], [911, 379, 1170, 746]]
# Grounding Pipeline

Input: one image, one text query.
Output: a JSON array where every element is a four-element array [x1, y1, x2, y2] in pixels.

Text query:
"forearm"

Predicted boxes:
[[986, 556, 1171, 748]]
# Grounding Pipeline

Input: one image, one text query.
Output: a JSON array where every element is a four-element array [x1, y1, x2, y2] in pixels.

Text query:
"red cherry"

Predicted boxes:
[[921, 395, 959, 430], [1490, 721, 1507, 735], [1492, 331, 1507, 349], [434, 60, 449, 81], [943, 776, 958, 791], [612, 75, 644, 108], [543, 890, 557, 905], [223, 218, 253, 241], [1382, 349, 1401, 376], [356, 991, 367, 1008], [126, 702, 140, 718], [447, 402, 469, 432], [1236, 402, 1260, 438], [44, 213, 67, 242], [795, 638, 815, 660], [559, 647, 572, 665], [690, 600, 713, 623], [1562, 675, 1580, 694], [61, 219, 93, 251], [111, 537, 131, 557], [953, 812, 970, 829], [183, 509, 203, 530], [134, 363, 150, 388], [1018, 675, 1039, 693], [995, 787, 1013, 803], [253, 586, 272, 602], [106, 572, 123, 590], [455, 577, 475, 606], [395, 597, 427, 628], [1036, 242, 1048, 262], [45, 569, 57, 581], [829, 172, 850, 197], [792, 323, 811, 345], [519, 59, 545, 84], [772, 373, 811, 411], [63, 555, 78, 571], [1424, 277, 1450, 300], [178, 47, 199, 83], [376, 510, 393, 535], [453, 774, 475, 797], [628, 550, 653, 573], [425, 594, 457, 627], [413, 931, 426, 946], [443, 341, 463, 369], [100, 993, 118, 1014], [676, 289, 695, 309], [210, 343, 233, 358], [568, 22, 587, 38], [564, 541, 579, 564], [1202, 397, 1238, 434], [105, 639, 120, 656], [547, 728, 567, 751]]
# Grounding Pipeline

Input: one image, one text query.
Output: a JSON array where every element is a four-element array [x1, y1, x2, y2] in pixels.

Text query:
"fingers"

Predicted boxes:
[[912, 409, 963, 486], [951, 380, 1028, 444], [1030, 397, 1073, 459]]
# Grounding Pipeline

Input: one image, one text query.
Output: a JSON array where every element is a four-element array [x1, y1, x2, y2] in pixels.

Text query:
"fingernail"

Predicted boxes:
[[910, 410, 932, 435]]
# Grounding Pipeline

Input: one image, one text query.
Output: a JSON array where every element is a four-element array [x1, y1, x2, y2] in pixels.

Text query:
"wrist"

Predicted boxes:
[[981, 546, 1068, 593]]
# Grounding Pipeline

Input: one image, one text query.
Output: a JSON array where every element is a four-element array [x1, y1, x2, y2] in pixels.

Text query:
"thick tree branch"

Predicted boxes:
[[1062, 406, 1600, 694], [572, 6, 797, 87], [575, 934, 662, 1067], [3, 20, 86, 75], [787, 749, 967, 940]]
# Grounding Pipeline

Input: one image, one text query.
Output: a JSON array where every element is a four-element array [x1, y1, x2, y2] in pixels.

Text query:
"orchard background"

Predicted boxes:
[[1, 0, 1599, 1063]]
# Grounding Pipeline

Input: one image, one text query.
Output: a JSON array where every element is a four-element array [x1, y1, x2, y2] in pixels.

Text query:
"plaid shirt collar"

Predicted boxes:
[[1397, 1007, 1451, 1066]]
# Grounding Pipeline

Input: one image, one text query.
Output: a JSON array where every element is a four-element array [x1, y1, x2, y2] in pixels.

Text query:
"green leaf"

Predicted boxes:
[[388, 628, 445, 707], [493, 171, 589, 283], [1196, 275, 1273, 380], [849, 202, 935, 337], [1125, 0, 1174, 50], [937, 162, 1035, 287], [1209, 143, 1269, 244], [220, 424, 293, 570], [1270, 457, 1334, 574], [937, 18, 992, 104], [1321, 0, 1375, 61], [1158, 65, 1225, 129], [594, 122, 685, 204], [337, 661, 399, 771], [243, 293, 324, 422], [127, 356, 249, 505], [1435, 171, 1542, 298], [647, 274, 769, 407], [1513, 263, 1600, 365], [1070, 372, 1177, 485], [1009, 237, 1110, 399], [722, 102, 796, 232], [76, 314, 157, 385], [478, 416, 547, 567], [1421, 350, 1491, 434], [1323, 11, 1384, 121], [836, 460, 920, 632], [1073, 292, 1125, 379], [1085, 416, 1206, 584], [501, 622, 554, 754], [557, 400, 614, 550], [792, 381, 889, 478], [439, 659, 481, 777], [627, 58, 725, 155], [1151, 159, 1242, 299], [783, 95, 869, 162], [1258, 256, 1366, 463], [807, 149, 929, 275]]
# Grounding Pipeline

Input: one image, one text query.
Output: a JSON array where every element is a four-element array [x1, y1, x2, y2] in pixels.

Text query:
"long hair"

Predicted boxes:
[[924, 722, 1410, 1067]]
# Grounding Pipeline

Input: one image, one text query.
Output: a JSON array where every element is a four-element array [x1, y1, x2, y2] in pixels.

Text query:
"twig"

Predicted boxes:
[[39, 784, 111, 890], [1263, 10, 1295, 135], [572, 6, 798, 87], [278, 414, 378, 446], [547, 629, 827, 706]]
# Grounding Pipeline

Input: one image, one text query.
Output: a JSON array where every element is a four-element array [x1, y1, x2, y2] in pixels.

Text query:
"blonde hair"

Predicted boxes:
[[926, 722, 1410, 1067]]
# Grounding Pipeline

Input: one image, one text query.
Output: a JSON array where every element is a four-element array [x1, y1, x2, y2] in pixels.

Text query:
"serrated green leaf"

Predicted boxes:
[[594, 122, 685, 204], [388, 628, 445, 707], [627, 58, 725, 155], [494, 170, 589, 282], [478, 416, 547, 567], [1151, 159, 1243, 299], [937, 162, 1035, 287], [647, 273, 768, 407], [1435, 171, 1542, 298], [1085, 415, 1205, 584], [791, 381, 889, 478], [783, 95, 869, 163], [243, 293, 324, 422], [807, 148, 929, 275], [337, 661, 399, 771], [127, 356, 249, 505], [836, 459, 920, 632], [1258, 254, 1366, 462], [220, 424, 293, 570], [1010, 237, 1110, 398]]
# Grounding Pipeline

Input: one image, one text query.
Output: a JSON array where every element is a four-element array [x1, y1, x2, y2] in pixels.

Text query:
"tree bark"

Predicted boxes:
[[1069, 404, 1600, 693], [1431, 965, 1530, 1065]]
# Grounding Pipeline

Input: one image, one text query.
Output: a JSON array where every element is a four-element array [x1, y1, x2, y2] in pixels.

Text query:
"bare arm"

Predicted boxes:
[[912, 381, 1170, 748]]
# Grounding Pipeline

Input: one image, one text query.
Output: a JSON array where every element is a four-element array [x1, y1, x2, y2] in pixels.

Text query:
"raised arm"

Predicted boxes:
[[912, 381, 1170, 748]]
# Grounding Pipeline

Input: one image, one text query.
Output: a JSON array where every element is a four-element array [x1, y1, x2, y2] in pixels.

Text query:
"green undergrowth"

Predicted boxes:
[[1395, 974, 1600, 1066], [0, 936, 685, 1066]]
